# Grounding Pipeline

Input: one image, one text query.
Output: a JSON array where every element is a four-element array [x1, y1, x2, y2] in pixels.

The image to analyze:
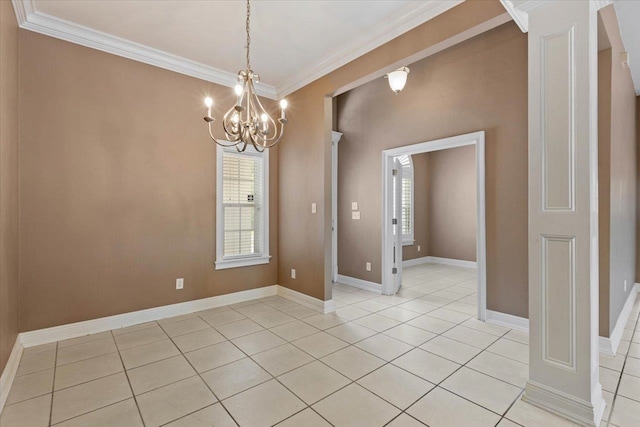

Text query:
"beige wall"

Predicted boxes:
[[18, 31, 278, 331], [599, 6, 637, 337], [278, 0, 510, 301], [427, 145, 477, 262], [0, 0, 20, 371], [598, 47, 612, 336], [403, 153, 429, 261], [335, 22, 527, 316]]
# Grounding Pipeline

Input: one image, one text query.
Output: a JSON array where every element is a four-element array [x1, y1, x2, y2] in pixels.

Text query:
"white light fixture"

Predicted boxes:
[[203, 0, 288, 152], [385, 66, 410, 94]]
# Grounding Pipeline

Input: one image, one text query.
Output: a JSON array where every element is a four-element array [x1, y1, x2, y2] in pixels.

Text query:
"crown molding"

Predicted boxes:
[[11, 0, 278, 99], [502, 0, 613, 33], [12, 0, 467, 99], [275, 0, 465, 98], [499, 0, 529, 33]]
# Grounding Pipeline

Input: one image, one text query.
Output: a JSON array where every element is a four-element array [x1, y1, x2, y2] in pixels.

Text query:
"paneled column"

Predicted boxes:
[[514, 0, 606, 425]]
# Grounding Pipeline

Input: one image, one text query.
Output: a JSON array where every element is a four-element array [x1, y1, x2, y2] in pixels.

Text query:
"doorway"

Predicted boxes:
[[381, 131, 487, 320]]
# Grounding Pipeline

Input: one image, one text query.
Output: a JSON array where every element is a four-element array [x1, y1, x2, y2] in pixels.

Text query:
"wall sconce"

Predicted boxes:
[[385, 66, 410, 94]]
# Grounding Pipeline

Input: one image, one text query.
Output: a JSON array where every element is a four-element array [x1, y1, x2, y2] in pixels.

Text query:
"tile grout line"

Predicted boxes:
[[110, 329, 147, 427], [605, 296, 640, 427]]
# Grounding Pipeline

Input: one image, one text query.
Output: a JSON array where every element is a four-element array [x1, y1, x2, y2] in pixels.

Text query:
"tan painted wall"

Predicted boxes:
[[427, 146, 477, 261], [335, 23, 526, 316], [0, 1, 20, 371], [402, 153, 429, 261], [598, 47, 612, 337], [637, 95, 640, 285], [599, 6, 637, 337], [19, 31, 278, 331], [400, 148, 477, 263], [278, 0, 510, 301]]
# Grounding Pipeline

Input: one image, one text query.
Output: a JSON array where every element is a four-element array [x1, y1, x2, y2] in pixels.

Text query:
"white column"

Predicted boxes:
[[512, 0, 607, 425]]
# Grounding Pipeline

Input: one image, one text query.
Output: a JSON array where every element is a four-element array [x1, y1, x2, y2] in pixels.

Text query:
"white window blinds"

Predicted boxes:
[[394, 154, 414, 244], [221, 150, 265, 259]]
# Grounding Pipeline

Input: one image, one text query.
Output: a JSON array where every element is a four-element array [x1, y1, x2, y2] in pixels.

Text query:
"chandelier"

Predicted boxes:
[[203, 0, 288, 152]]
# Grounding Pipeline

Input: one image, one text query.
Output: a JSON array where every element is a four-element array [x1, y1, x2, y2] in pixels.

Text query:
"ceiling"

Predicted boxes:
[[614, 0, 640, 95], [13, 0, 464, 99]]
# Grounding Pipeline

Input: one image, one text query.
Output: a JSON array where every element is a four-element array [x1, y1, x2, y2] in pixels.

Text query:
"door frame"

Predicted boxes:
[[331, 131, 343, 283], [381, 131, 487, 320]]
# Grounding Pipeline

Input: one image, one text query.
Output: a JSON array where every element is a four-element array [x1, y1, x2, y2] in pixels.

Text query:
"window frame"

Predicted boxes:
[[215, 144, 270, 270], [397, 155, 415, 246]]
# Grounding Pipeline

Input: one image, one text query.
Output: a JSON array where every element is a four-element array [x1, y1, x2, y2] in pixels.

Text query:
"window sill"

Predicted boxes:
[[215, 255, 271, 270], [402, 239, 415, 247]]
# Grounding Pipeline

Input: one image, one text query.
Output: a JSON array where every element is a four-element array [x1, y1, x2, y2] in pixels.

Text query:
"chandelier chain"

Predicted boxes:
[[246, 0, 251, 70]]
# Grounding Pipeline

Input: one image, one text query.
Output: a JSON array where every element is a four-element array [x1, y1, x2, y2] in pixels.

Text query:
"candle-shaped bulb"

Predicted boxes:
[[279, 99, 288, 110], [234, 84, 243, 97], [231, 113, 239, 124], [261, 113, 268, 122], [204, 97, 213, 108]]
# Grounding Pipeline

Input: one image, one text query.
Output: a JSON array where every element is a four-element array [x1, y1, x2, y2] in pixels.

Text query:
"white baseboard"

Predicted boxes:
[[426, 256, 477, 269], [0, 283, 327, 414], [486, 309, 529, 332], [0, 337, 23, 414], [276, 286, 335, 314], [599, 283, 639, 356], [523, 380, 605, 427], [336, 274, 382, 294], [402, 256, 431, 268], [402, 256, 477, 269], [19, 285, 279, 348]]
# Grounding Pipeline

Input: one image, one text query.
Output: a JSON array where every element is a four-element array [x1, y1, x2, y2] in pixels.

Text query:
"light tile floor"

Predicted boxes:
[[2, 263, 640, 426]]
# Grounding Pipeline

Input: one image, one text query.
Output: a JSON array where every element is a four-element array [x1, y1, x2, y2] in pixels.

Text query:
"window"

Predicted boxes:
[[395, 154, 414, 245], [215, 144, 270, 269]]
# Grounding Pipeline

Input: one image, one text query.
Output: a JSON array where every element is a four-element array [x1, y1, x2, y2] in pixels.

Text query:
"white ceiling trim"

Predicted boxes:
[[274, 0, 465, 98], [504, 0, 614, 33], [12, 0, 466, 99], [499, 0, 528, 33], [11, 0, 278, 99]]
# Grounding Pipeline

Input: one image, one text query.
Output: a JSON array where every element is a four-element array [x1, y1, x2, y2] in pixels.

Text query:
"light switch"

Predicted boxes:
[[352, 211, 361, 220], [417, 245, 421, 252], [366, 262, 371, 271], [311, 203, 317, 214], [352, 202, 358, 211]]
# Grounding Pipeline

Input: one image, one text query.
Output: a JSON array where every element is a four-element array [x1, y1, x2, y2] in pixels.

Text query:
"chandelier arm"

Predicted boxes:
[[258, 121, 285, 149], [207, 122, 241, 147]]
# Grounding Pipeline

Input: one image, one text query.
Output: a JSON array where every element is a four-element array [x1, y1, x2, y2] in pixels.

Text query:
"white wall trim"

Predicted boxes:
[[336, 274, 382, 294], [599, 283, 640, 356], [0, 338, 24, 414], [19, 286, 278, 348], [276, 286, 335, 314], [499, 0, 529, 33], [16, 284, 335, 348], [402, 256, 478, 269], [486, 310, 530, 332], [331, 131, 343, 284], [274, 0, 464, 97], [11, 0, 465, 99], [426, 256, 477, 269], [402, 256, 432, 268], [10, 0, 277, 99], [381, 131, 487, 322], [523, 380, 606, 427]]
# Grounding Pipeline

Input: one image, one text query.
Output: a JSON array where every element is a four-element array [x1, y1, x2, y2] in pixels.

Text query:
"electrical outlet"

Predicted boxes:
[[366, 262, 371, 271], [291, 269, 296, 279], [176, 278, 184, 290], [311, 203, 317, 214], [624, 280, 628, 292], [352, 211, 360, 220], [417, 245, 421, 252]]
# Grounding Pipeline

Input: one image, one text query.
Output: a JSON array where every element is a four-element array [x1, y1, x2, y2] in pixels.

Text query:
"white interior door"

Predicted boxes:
[[392, 158, 403, 294]]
